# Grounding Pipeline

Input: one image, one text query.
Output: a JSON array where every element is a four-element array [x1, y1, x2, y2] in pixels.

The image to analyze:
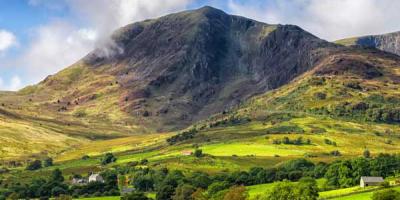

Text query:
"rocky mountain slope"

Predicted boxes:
[[6, 6, 338, 132], [337, 31, 400, 56]]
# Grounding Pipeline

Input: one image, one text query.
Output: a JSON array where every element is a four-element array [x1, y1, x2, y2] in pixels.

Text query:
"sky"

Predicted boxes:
[[1, 0, 400, 91]]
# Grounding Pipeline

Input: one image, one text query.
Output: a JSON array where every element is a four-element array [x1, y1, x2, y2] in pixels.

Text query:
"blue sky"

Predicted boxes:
[[1, 0, 400, 90]]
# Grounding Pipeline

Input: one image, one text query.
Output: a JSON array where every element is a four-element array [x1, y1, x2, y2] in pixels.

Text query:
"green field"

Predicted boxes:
[[330, 186, 400, 200]]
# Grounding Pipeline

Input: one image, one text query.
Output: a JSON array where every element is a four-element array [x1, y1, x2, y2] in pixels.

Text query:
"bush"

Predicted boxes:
[[26, 160, 42, 171], [266, 125, 304, 134], [101, 153, 117, 165], [43, 157, 53, 167], [363, 149, 371, 158], [372, 189, 400, 200], [194, 149, 203, 158], [330, 150, 341, 156], [314, 92, 327, 100], [82, 155, 90, 160], [140, 159, 148, 165], [223, 185, 248, 200]]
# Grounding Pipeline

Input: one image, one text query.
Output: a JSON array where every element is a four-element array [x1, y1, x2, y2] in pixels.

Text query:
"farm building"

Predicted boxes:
[[89, 173, 105, 183], [71, 178, 87, 185], [360, 176, 384, 187]]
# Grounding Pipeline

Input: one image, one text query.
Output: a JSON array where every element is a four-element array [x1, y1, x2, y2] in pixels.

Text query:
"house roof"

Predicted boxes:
[[361, 176, 384, 183]]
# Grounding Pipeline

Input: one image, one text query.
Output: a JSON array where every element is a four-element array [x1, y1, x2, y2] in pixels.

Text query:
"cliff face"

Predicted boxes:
[[337, 31, 400, 56], [356, 32, 400, 56]]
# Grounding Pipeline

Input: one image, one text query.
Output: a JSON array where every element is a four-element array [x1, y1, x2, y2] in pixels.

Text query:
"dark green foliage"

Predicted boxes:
[[265, 178, 318, 200], [172, 184, 196, 200], [43, 158, 53, 167], [308, 77, 325, 86], [273, 137, 310, 145], [330, 150, 341, 156], [121, 191, 151, 200], [193, 149, 203, 158], [207, 181, 230, 195], [139, 159, 148, 165], [101, 153, 117, 165], [81, 155, 90, 160], [324, 139, 337, 146], [364, 149, 371, 158], [209, 116, 251, 128], [167, 129, 198, 145], [372, 189, 400, 200], [51, 169, 64, 183], [344, 81, 362, 90], [314, 92, 327, 100], [26, 160, 42, 171], [156, 185, 175, 200], [265, 125, 304, 134]]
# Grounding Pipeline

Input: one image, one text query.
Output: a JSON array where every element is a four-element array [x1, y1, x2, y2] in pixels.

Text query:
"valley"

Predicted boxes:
[[1, 5, 400, 200]]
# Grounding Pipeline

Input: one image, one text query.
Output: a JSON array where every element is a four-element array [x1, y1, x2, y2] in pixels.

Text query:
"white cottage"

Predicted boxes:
[[360, 176, 384, 187], [88, 173, 105, 183]]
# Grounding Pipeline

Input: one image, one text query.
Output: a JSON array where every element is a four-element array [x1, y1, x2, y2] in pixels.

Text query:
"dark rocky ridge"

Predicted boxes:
[[80, 6, 339, 130], [348, 31, 400, 56]]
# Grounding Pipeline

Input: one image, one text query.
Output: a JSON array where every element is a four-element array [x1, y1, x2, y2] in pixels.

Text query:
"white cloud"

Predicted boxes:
[[6, 0, 192, 90], [228, 0, 400, 41], [15, 20, 97, 84], [0, 30, 17, 53], [0, 76, 22, 91]]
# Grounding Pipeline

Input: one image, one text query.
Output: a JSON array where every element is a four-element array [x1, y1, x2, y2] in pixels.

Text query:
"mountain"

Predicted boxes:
[[1, 6, 400, 160], [337, 31, 400, 56], [5, 6, 337, 133]]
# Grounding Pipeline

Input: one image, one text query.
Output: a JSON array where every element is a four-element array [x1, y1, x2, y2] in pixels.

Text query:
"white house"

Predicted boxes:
[[88, 173, 105, 183], [360, 176, 384, 187]]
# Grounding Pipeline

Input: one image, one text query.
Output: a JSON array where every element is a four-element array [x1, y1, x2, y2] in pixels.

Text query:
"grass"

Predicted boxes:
[[329, 186, 400, 200]]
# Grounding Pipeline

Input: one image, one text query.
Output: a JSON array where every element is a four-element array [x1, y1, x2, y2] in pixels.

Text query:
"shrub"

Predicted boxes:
[[330, 150, 341, 156], [363, 149, 371, 158], [372, 189, 400, 200], [43, 157, 53, 167], [223, 185, 248, 200], [26, 160, 42, 171], [82, 155, 90, 160], [194, 149, 203, 158], [101, 153, 117, 165], [314, 92, 327, 100]]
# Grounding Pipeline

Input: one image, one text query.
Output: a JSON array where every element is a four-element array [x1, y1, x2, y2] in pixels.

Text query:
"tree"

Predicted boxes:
[[172, 184, 196, 200], [26, 160, 42, 171], [372, 189, 400, 200], [101, 153, 117, 165], [51, 186, 67, 197], [207, 181, 230, 195], [266, 181, 296, 200], [223, 185, 248, 200], [121, 191, 150, 200], [51, 169, 64, 183], [193, 149, 203, 158], [363, 149, 371, 158], [294, 177, 319, 200], [156, 185, 175, 200], [43, 157, 53, 167]]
